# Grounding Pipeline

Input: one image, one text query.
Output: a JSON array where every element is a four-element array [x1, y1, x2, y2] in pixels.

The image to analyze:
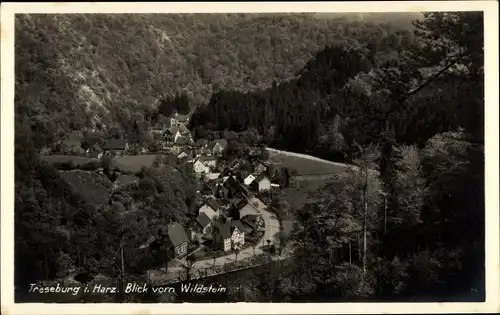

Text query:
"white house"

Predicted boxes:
[[204, 173, 221, 181], [197, 154, 218, 169], [230, 220, 246, 248], [177, 150, 190, 160], [251, 174, 271, 192], [243, 174, 256, 186], [198, 199, 221, 220], [193, 160, 210, 174]]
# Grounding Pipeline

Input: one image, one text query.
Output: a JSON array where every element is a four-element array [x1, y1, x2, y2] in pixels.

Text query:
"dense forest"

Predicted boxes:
[[189, 11, 485, 301], [190, 13, 483, 162], [14, 12, 484, 302], [15, 13, 419, 148]]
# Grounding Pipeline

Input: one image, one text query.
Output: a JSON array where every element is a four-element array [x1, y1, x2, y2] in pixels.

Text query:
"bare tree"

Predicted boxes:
[[353, 140, 380, 283]]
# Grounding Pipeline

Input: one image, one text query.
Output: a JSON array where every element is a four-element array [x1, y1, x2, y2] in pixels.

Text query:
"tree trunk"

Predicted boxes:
[[384, 194, 388, 235], [349, 241, 352, 265], [362, 160, 368, 282], [358, 233, 362, 263]]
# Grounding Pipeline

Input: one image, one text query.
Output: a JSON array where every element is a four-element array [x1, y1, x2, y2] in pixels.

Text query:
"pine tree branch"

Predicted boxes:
[[400, 57, 460, 103]]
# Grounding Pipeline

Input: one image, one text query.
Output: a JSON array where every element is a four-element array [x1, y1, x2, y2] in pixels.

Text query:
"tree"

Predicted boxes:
[[183, 254, 197, 281], [274, 231, 289, 256], [352, 141, 380, 282], [234, 246, 240, 262]]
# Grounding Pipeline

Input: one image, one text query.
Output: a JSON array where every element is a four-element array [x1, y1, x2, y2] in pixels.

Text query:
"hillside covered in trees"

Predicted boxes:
[[14, 12, 485, 302], [190, 12, 483, 163], [189, 12, 485, 301], [15, 13, 417, 148]]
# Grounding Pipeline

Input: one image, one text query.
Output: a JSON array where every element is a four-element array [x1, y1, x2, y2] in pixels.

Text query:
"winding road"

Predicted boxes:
[[148, 196, 280, 283]]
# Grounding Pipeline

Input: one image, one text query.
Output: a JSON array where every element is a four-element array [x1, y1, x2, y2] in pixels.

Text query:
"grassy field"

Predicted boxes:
[[113, 154, 160, 173], [42, 155, 98, 166], [268, 151, 349, 175]]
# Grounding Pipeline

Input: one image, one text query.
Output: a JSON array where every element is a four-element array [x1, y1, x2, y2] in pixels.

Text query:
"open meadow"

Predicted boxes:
[[267, 148, 351, 175], [113, 154, 160, 173]]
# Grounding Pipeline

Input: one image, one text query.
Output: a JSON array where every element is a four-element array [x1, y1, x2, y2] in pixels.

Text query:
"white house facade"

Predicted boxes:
[[231, 227, 245, 247], [193, 160, 210, 174], [257, 176, 271, 191], [244, 174, 256, 186]]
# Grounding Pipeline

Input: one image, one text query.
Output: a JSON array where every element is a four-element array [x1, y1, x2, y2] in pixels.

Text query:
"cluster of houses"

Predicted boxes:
[[45, 111, 281, 261], [165, 157, 273, 259]]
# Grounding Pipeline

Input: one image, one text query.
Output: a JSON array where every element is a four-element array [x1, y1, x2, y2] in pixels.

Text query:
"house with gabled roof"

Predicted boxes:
[[241, 214, 265, 235], [150, 117, 171, 134], [170, 136, 192, 154], [211, 219, 246, 252], [198, 198, 221, 221], [194, 139, 209, 148], [167, 222, 189, 258], [195, 212, 212, 235], [196, 154, 218, 169], [249, 173, 271, 192], [229, 159, 242, 170], [224, 176, 250, 198], [230, 220, 246, 245], [177, 123, 191, 135], [207, 139, 228, 156], [169, 112, 190, 127], [193, 159, 210, 175], [243, 174, 256, 186], [253, 161, 269, 175], [175, 114, 189, 125], [102, 139, 129, 156], [164, 126, 181, 144], [212, 221, 232, 252], [177, 148, 192, 160]]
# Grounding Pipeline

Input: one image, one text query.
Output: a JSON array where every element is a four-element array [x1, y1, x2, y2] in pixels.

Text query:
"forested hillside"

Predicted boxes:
[[191, 12, 483, 162], [189, 12, 485, 301], [14, 12, 485, 302], [15, 13, 411, 147]]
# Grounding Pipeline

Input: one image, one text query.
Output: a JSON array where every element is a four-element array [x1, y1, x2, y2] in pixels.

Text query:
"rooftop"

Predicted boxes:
[[167, 222, 189, 247], [103, 139, 128, 150]]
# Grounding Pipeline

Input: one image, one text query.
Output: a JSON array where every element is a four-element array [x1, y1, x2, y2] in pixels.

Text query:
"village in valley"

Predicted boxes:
[[41, 109, 288, 282]]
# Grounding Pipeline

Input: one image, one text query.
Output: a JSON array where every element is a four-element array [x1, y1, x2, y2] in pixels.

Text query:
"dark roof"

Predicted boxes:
[[103, 139, 128, 150], [159, 117, 172, 125], [174, 136, 190, 145], [219, 167, 233, 177], [178, 123, 190, 134], [208, 139, 228, 149], [234, 196, 249, 209], [165, 126, 179, 136], [194, 139, 209, 147], [91, 143, 102, 151], [196, 212, 211, 228], [213, 221, 231, 239], [241, 215, 258, 229], [206, 198, 220, 211], [230, 220, 246, 234], [254, 161, 269, 169], [176, 115, 189, 123], [198, 154, 217, 162], [167, 222, 189, 247]]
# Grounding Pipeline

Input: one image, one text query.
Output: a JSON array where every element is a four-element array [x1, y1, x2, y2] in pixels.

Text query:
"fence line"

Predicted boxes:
[[150, 254, 275, 286]]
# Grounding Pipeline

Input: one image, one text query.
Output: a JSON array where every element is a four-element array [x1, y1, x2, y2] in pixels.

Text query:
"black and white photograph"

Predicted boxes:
[[1, 1, 499, 313]]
